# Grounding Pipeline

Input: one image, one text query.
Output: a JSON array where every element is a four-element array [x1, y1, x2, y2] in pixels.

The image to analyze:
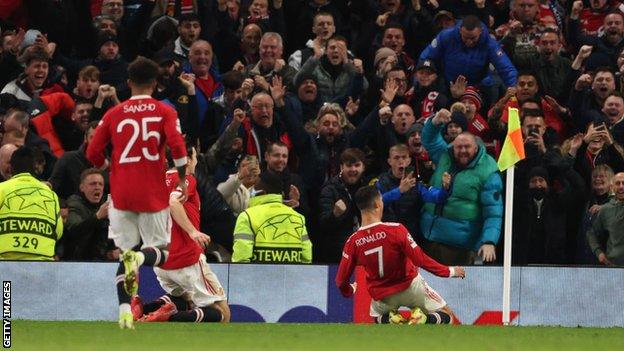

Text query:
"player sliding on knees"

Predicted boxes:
[[335, 186, 465, 325], [131, 144, 230, 323], [86, 57, 188, 329]]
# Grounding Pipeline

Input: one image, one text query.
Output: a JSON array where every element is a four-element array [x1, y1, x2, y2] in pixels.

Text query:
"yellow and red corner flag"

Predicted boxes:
[[497, 107, 525, 171]]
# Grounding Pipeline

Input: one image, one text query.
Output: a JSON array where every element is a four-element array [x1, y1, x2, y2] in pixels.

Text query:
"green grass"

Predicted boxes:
[[9, 321, 624, 351]]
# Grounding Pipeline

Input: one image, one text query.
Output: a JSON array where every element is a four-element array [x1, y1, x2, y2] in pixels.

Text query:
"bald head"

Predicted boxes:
[[0, 143, 18, 179], [453, 132, 478, 167]]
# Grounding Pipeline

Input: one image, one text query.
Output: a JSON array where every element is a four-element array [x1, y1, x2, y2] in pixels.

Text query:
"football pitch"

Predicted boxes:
[[8, 321, 624, 351]]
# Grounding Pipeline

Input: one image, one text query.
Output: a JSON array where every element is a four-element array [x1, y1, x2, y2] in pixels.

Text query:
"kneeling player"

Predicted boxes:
[[132, 145, 230, 323], [335, 186, 465, 324]]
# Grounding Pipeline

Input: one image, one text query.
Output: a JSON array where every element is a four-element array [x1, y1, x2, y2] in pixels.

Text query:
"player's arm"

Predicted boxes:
[[402, 228, 465, 278], [169, 192, 210, 247], [85, 117, 111, 168], [162, 108, 188, 195], [231, 211, 255, 263], [335, 238, 357, 297]]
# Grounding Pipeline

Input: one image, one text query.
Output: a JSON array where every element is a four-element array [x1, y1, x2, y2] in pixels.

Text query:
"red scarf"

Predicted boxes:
[[195, 74, 217, 99]]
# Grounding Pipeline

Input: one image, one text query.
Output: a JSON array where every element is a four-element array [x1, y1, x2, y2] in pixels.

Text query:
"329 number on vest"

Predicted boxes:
[[12, 236, 39, 249]]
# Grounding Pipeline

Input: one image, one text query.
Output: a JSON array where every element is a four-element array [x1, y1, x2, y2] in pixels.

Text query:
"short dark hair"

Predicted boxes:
[[521, 108, 545, 120], [460, 15, 482, 31], [607, 91, 624, 101], [313, 12, 334, 24], [9, 146, 35, 175], [266, 141, 288, 155], [221, 70, 244, 90], [517, 70, 537, 80], [255, 171, 283, 195], [340, 148, 365, 166], [128, 56, 159, 86], [354, 185, 380, 212], [18, 46, 50, 66], [383, 67, 406, 82], [594, 66, 615, 78], [383, 23, 404, 36], [327, 34, 348, 47], [79, 168, 103, 184], [178, 13, 200, 26]]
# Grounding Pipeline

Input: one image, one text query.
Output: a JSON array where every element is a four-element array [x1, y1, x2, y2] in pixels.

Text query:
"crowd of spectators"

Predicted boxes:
[[1, 0, 623, 266]]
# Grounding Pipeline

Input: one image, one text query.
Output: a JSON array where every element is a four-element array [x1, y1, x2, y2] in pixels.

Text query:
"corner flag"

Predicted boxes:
[[497, 107, 525, 171]]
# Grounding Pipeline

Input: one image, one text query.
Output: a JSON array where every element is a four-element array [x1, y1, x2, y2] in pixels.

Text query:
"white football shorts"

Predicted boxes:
[[108, 204, 171, 251], [154, 255, 227, 307], [369, 274, 446, 317]]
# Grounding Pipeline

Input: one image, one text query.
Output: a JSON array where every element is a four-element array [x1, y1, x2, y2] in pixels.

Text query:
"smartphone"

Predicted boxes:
[[405, 165, 415, 175], [595, 123, 607, 131], [528, 125, 539, 136]]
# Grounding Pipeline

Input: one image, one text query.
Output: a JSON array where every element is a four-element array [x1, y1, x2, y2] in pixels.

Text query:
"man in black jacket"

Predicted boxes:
[[512, 166, 585, 265], [49, 122, 101, 200], [63, 168, 116, 261], [318, 148, 367, 263]]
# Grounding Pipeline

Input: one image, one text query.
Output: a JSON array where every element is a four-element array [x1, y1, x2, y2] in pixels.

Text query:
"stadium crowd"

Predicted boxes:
[[1, 0, 624, 267]]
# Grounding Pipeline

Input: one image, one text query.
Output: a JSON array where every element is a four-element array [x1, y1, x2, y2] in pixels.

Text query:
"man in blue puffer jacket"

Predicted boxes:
[[420, 108, 503, 265], [419, 15, 517, 108]]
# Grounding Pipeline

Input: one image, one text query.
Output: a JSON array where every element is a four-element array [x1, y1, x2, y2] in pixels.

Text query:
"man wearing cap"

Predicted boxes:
[[409, 59, 449, 121]]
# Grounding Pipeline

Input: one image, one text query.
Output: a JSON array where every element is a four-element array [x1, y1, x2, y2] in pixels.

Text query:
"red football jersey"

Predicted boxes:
[[161, 171, 203, 270], [86, 95, 187, 212], [335, 222, 450, 300]]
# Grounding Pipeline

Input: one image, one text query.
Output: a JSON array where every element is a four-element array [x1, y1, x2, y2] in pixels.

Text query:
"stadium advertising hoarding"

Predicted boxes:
[[1, 262, 622, 327]]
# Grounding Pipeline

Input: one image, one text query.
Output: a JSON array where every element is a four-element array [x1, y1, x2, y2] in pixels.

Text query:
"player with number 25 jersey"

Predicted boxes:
[[86, 95, 186, 212]]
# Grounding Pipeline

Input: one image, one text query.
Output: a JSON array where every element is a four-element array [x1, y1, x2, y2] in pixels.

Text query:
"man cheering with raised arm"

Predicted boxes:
[[335, 186, 465, 325], [86, 57, 187, 329]]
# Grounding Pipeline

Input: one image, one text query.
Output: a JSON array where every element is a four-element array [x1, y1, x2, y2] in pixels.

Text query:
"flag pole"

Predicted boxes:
[[502, 166, 514, 325]]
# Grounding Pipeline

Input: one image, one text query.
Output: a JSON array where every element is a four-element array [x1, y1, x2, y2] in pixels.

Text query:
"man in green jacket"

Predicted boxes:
[[587, 172, 624, 266], [232, 172, 312, 263], [0, 146, 63, 260]]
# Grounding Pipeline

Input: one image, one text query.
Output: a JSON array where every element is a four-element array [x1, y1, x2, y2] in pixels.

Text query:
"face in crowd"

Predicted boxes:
[[249, 0, 269, 18], [312, 14, 335, 41], [80, 172, 105, 205], [297, 79, 317, 103], [452, 133, 478, 167], [382, 27, 405, 54], [189, 40, 214, 77], [72, 103, 93, 132], [265, 144, 288, 173], [516, 75, 538, 103], [592, 71, 616, 100], [387, 147, 411, 179], [514, 0, 539, 25], [101, 0, 124, 22], [178, 20, 201, 47], [385, 69, 408, 97], [259, 35, 283, 68], [25, 58, 49, 89], [602, 94, 624, 125], [391, 104, 415, 135], [250, 93, 274, 128], [317, 112, 342, 144], [340, 160, 365, 185]]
